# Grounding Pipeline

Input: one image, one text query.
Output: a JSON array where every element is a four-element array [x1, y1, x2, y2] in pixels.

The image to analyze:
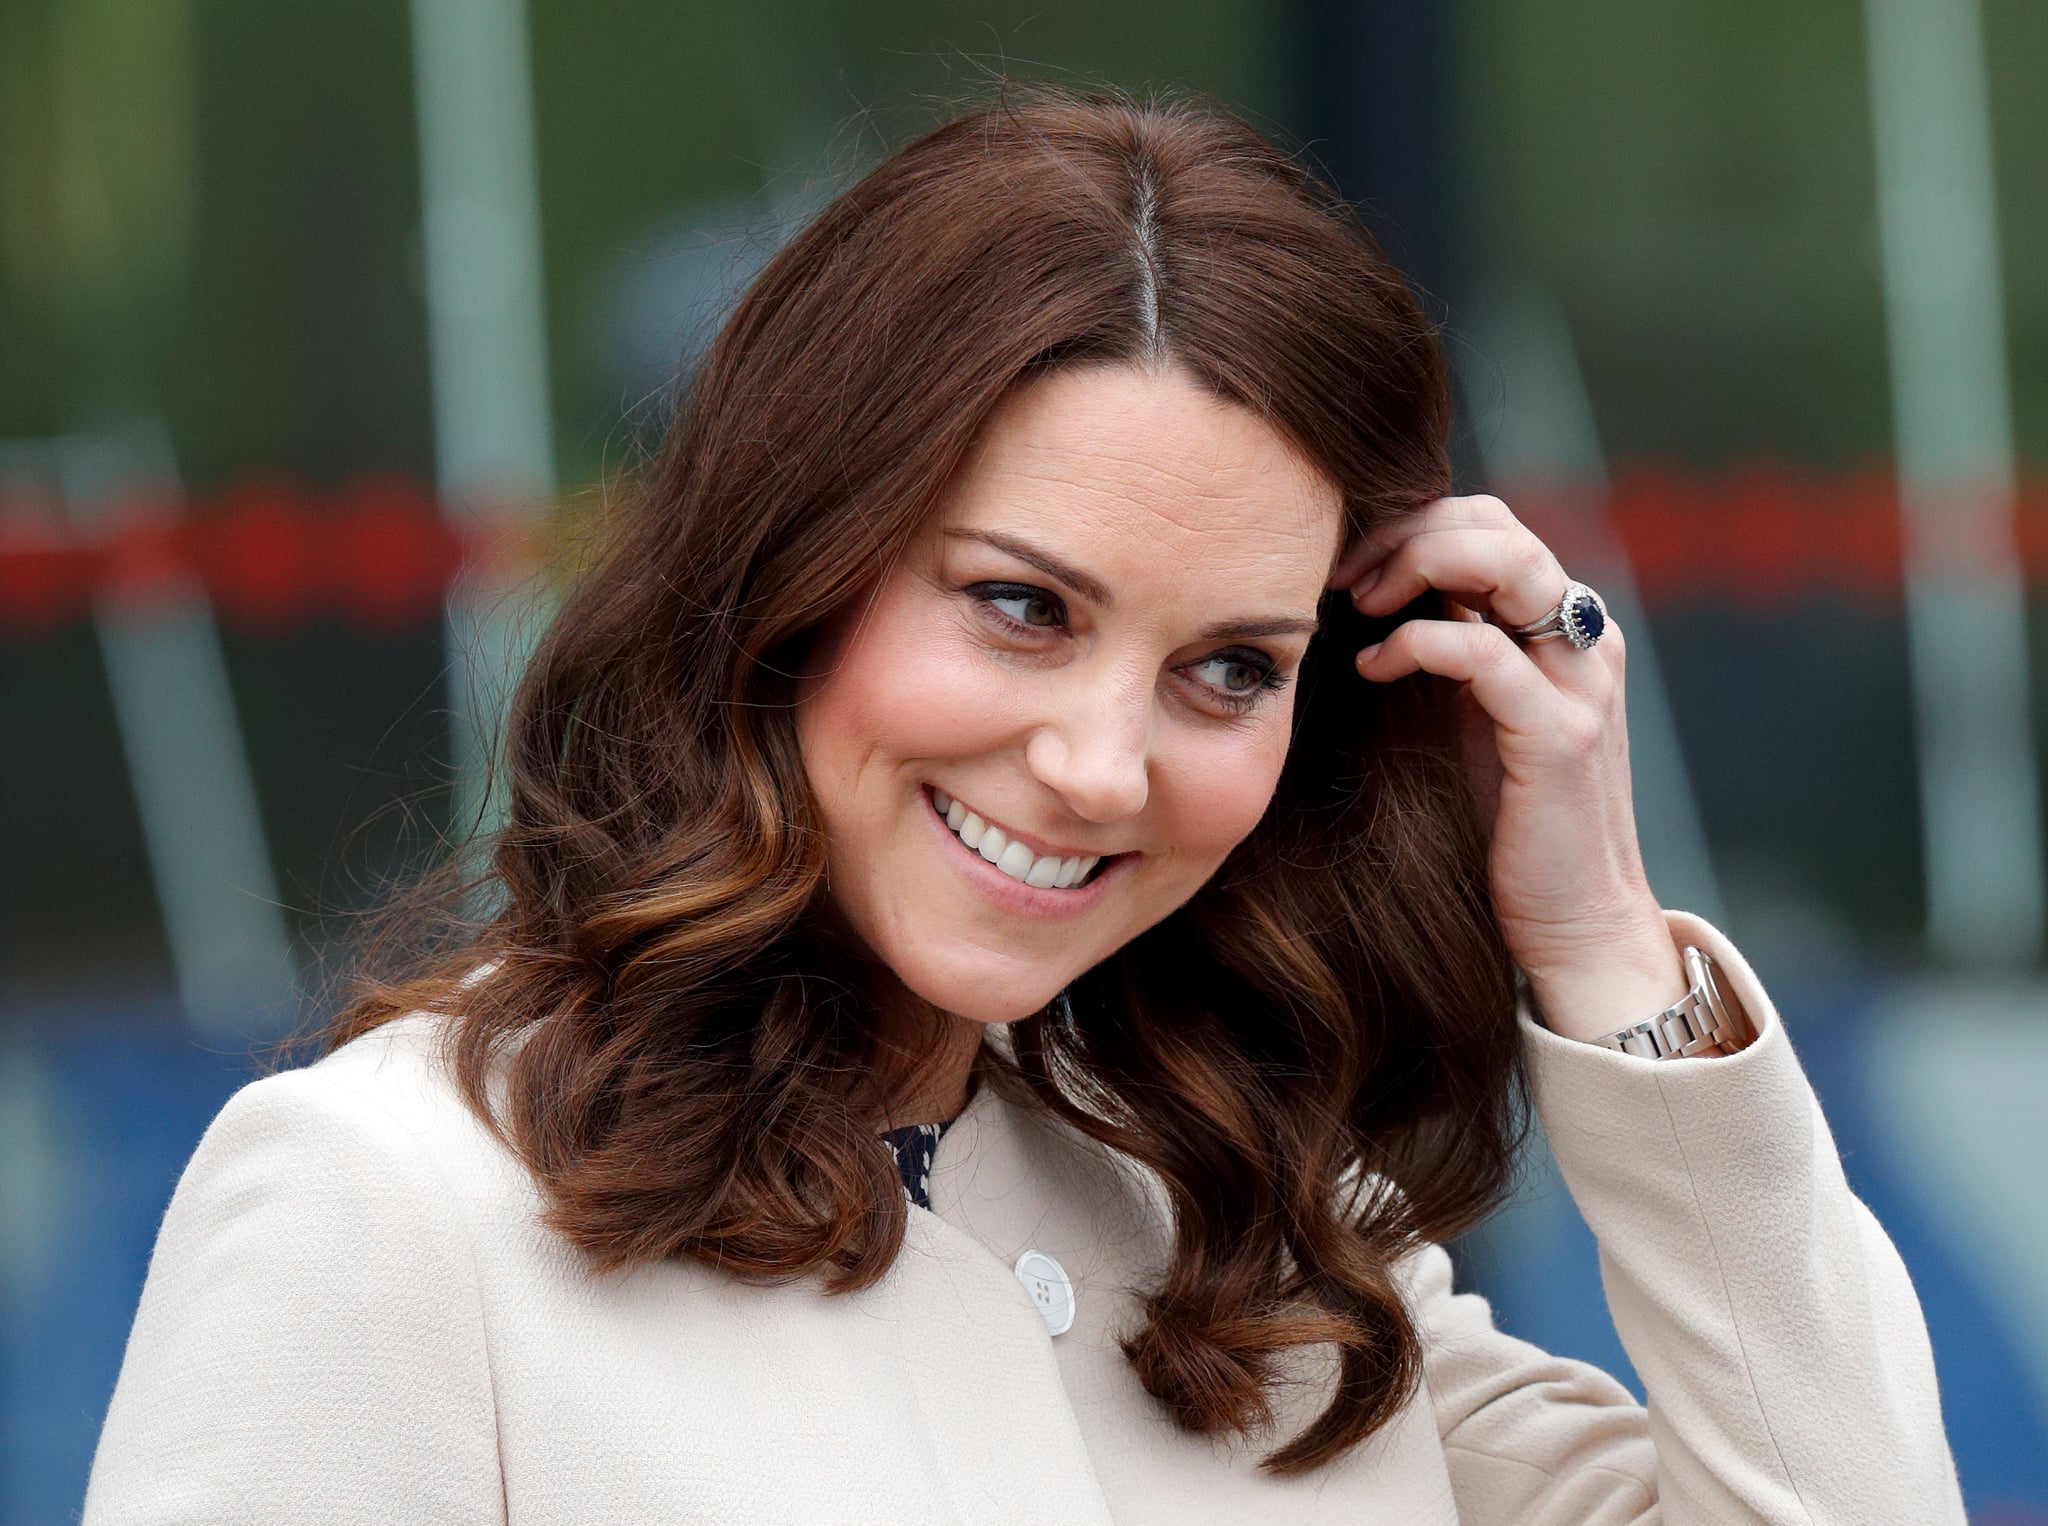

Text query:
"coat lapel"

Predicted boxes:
[[912, 1050, 1463, 1526], [888, 1069, 1121, 1525]]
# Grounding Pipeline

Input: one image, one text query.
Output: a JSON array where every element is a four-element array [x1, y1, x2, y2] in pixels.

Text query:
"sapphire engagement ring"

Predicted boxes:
[[1509, 582, 1609, 650]]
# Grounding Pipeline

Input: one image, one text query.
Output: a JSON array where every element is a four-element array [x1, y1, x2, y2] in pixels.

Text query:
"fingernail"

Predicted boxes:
[[1352, 566, 1382, 596], [1357, 643, 1382, 666]]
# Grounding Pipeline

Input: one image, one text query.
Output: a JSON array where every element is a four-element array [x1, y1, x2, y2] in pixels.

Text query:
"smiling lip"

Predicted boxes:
[[923, 786, 1132, 914]]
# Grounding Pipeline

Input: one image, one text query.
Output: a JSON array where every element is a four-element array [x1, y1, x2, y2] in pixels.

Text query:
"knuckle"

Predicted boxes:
[[1472, 623, 1519, 670], [1392, 548, 1433, 593], [1509, 533, 1555, 586], [1556, 706, 1603, 751]]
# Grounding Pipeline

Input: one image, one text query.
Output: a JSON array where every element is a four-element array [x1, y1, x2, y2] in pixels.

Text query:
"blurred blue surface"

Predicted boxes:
[[3, 1005, 254, 1525]]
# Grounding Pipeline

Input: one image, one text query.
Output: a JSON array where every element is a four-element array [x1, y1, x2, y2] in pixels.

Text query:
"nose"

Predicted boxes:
[[1022, 669, 1152, 823]]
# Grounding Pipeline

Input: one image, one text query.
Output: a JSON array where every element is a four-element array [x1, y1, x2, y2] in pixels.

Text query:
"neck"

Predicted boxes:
[[816, 908, 996, 1131], [874, 988, 989, 1132]]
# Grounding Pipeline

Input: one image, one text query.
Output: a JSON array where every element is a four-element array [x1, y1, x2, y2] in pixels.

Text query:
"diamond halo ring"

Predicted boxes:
[[1509, 582, 1609, 650]]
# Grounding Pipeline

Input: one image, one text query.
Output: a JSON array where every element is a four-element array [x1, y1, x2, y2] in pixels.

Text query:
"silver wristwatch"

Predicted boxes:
[[1589, 945, 1748, 1059]]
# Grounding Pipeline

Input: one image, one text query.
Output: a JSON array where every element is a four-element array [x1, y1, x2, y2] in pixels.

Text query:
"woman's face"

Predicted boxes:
[[796, 363, 1344, 1024]]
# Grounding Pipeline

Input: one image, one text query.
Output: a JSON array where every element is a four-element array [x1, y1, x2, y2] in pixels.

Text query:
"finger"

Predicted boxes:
[[1352, 523, 1567, 630], [1328, 527, 1386, 591], [1423, 575, 1626, 707], [1356, 617, 1565, 740], [1327, 494, 1516, 592]]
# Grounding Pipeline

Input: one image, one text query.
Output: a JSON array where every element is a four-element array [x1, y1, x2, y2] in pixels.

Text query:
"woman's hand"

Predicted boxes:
[[1329, 494, 1688, 1042]]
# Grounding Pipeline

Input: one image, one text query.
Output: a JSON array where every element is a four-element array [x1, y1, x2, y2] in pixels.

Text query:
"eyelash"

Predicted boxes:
[[965, 581, 1291, 717]]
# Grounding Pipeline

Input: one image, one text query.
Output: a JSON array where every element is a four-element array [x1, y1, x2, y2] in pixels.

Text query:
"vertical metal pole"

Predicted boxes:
[[49, 427, 298, 1036], [409, 0, 555, 849], [1864, 0, 2043, 964]]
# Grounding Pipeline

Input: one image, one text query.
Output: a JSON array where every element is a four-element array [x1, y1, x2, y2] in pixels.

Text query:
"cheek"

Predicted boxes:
[[1160, 713, 1296, 873], [795, 594, 998, 812]]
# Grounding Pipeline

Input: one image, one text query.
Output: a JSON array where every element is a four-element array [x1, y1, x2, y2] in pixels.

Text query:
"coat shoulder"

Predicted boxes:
[[273, 1009, 537, 1217]]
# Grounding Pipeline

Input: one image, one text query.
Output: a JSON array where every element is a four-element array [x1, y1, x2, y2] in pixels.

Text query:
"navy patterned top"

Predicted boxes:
[[879, 1118, 958, 1210]]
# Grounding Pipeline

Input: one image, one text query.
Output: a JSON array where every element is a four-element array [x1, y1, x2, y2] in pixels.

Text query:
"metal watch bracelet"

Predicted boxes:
[[1588, 944, 1747, 1060]]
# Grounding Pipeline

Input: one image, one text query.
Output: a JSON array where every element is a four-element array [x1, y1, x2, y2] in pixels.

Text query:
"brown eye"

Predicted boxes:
[[975, 583, 1064, 629], [1180, 647, 1289, 717], [1191, 653, 1272, 694]]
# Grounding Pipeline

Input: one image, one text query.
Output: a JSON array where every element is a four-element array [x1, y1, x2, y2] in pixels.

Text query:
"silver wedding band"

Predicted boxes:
[[1509, 581, 1609, 650]]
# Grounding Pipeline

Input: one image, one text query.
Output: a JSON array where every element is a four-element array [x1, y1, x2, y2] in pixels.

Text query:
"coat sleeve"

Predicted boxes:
[[82, 1064, 504, 1525], [1411, 908, 1965, 1525]]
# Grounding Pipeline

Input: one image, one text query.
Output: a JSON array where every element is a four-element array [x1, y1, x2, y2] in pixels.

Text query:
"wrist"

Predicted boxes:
[[1523, 916, 1688, 1045]]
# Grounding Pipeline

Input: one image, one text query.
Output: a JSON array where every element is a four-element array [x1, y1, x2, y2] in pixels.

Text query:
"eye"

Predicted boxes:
[[1181, 647, 1288, 715], [970, 582, 1065, 631], [1190, 654, 1271, 695]]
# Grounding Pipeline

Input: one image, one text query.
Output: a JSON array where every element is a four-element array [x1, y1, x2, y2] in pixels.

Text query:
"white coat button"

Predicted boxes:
[[1013, 1249, 1076, 1336]]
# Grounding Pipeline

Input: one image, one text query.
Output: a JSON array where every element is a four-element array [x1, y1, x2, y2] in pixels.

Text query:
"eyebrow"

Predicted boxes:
[[950, 529, 1115, 606], [1198, 615, 1321, 641], [947, 529, 1320, 642]]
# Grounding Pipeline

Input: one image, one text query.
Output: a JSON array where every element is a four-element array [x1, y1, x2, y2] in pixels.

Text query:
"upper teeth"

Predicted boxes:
[[933, 788, 1100, 890]]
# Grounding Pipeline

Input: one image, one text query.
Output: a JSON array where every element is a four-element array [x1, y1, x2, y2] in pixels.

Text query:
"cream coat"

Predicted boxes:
[[84, 911, 1964, 1523]]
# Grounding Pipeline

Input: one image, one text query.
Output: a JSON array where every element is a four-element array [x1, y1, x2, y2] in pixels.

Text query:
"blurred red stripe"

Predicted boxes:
[[332, 475, 459, 630], [1598, 462, 1909, 605], [0, 466, 2042, 633], [0, 504, 95, 632], [190, 477, 323, 633], [0, 476, 524, 634]]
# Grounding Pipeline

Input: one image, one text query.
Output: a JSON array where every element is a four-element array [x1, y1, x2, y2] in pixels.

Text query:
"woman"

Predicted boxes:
[[85, 88, 1961, 1523]]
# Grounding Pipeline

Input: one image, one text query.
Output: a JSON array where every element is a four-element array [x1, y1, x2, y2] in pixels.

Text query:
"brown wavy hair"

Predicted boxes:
[[329, 85, 1524, 1474]]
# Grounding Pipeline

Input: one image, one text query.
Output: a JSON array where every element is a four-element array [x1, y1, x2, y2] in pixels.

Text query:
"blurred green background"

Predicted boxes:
[[4, 1, 2046, 1520]]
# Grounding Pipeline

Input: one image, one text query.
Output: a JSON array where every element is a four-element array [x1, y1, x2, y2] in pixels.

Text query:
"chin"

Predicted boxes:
[[892, 943, 1070, 1027]]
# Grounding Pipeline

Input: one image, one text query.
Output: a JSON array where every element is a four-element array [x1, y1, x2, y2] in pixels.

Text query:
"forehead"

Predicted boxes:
[[936, 365, 1345, 592]]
